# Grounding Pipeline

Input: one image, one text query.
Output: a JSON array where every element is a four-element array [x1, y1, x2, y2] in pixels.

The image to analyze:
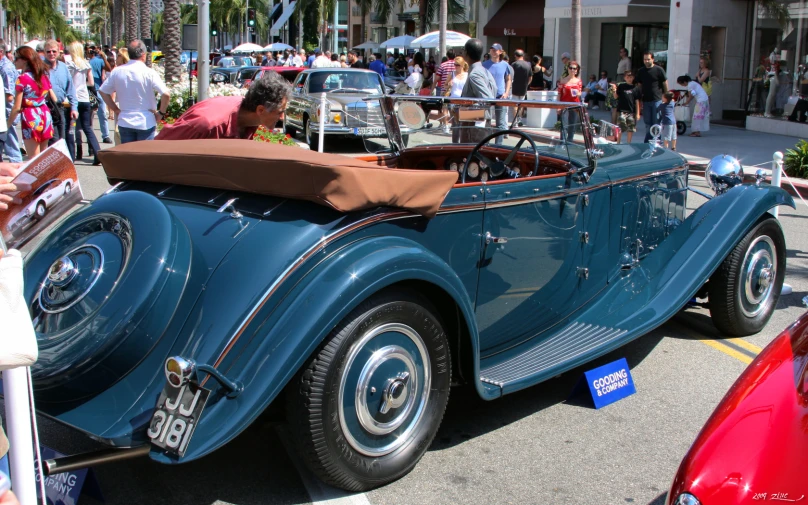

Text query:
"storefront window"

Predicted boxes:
[[748, 0, 807, 115], [600, 23, 669, 80]]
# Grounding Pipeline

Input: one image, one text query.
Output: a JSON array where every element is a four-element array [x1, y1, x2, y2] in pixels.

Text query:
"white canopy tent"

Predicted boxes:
[[264, 42, 295, 51], [354, 41, 380, 50], [379, 35, 415, 49], [232, 43, 265, 53], [410, 31, 470, 49]]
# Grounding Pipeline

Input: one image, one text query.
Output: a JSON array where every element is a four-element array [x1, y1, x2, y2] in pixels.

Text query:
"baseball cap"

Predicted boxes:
[[561, 52, 571, 60], [490, 43, 503, 51]]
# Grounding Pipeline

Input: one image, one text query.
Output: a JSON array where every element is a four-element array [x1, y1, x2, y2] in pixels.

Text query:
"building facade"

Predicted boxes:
[[65, 0, 89, 34], [478, 0, 807, 125]]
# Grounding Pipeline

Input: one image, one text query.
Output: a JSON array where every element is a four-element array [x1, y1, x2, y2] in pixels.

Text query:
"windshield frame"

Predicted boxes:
[[373, 95, 594, 166]]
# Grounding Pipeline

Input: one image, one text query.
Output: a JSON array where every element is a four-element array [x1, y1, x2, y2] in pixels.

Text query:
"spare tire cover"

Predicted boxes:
[[25, 191, 191, 402]]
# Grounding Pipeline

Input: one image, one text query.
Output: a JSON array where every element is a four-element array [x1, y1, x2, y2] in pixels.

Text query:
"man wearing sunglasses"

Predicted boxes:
[[42, 39, 78, 147]]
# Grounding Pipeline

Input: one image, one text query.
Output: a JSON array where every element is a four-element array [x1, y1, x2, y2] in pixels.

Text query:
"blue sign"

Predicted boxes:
[[35, 445, 88, 505], [584, 358, 636, 409]]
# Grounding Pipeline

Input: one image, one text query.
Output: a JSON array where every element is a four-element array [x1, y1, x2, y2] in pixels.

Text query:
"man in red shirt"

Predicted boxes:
[[156, 72, 291, 140]]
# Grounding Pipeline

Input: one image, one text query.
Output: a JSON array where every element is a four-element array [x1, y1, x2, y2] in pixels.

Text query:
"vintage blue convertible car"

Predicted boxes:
[[20, 96, 793, 491]]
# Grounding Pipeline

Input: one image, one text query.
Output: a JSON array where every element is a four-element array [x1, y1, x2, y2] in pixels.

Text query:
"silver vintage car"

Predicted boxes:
[[283, 68, 400, 149]]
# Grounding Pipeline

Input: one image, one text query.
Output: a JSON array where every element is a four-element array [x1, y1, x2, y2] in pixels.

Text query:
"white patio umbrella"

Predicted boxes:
[[264, 42, 294, 51], [410, 30, 470, 49], [354, 41, 380, 50], [232, 43, 266, 53], [23, 39, 41, 49], [379, 35, 415, 49]]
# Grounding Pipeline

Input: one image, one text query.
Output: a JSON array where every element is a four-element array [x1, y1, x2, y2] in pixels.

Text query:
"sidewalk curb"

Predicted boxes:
[[687, 161, 808, 201]]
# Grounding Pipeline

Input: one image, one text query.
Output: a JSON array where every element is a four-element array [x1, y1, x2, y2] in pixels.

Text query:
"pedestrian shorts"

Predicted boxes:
[[618, 112, 636, 133], [661, 124, 677, 141]]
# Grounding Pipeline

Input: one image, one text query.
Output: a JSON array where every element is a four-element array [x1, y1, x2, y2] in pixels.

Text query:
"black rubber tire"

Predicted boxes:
[[677, 121, 687, 135], [708, 217, 786, 336], [35, 201, 46, 219], [304, 116, 321, 150], [286, 288, 451, 491], [284, 118, 297, 137]]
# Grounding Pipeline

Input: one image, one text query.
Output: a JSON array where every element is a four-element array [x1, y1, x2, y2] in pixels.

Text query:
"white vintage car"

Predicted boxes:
[[6, 178, 75, 235]]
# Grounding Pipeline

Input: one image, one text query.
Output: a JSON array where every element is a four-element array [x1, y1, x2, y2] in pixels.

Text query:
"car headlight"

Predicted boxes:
[[672, 493, 701, 505], [212, 73, 225, 82]]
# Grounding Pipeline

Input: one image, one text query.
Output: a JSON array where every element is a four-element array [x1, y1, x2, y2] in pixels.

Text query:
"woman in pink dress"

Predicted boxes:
[[7, 46, 56, 158]]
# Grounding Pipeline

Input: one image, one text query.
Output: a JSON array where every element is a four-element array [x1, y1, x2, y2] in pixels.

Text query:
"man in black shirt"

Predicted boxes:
[[510, 49, 532, 126], [348, 50, 365, 69], [636, 51, 667, 142], [615, 70, 642, 143]]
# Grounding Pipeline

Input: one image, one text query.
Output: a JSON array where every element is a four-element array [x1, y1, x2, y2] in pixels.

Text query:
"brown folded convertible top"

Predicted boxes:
[[98, 140, 458, 218]]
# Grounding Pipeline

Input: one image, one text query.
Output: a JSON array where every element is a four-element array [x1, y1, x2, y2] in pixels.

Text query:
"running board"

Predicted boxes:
[[480, 322, 627, 394]]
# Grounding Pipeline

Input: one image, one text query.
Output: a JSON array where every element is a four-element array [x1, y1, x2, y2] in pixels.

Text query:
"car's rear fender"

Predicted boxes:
[[154, 235, 481, 463]]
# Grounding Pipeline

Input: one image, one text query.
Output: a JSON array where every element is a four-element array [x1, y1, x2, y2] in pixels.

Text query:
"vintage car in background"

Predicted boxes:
[[667, 309, 808, 505], [283, 68, 396, 149], [383, 67, 407, 93], [239, 66, 305, 88], [208, 56, 255, 83], [6, 178, 74, 237], [18, 96, 794, 493]]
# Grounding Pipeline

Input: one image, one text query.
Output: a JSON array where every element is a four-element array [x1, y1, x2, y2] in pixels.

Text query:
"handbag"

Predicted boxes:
[[89, 87, 99, 110], [46, 96, 62, 128], [0, 250, 39, 371]]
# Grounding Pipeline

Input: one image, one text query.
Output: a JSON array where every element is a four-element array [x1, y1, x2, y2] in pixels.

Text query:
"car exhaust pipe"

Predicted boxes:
[[43, 446, 151, 476]]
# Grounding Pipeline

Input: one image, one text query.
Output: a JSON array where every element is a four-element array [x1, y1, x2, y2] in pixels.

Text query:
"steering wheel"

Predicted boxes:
[[461, 130, 540, 183]]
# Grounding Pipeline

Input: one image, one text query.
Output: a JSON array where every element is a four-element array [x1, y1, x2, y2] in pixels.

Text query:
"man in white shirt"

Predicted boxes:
[[285, 49, 304, 67], [311, 49, 331, 69], [99, 40, 171, 144]]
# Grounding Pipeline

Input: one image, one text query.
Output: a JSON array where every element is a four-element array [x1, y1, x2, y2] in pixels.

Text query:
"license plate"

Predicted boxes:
[[353, 127, 386, 136], [147, 382, 210, 457]]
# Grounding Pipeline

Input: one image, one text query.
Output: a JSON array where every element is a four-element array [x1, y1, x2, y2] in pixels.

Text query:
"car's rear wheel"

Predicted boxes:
[[708, 217, 786, 336], [35, 201, 46, 219], [677, 121, 687, 135], [286, 288, 451, 491]]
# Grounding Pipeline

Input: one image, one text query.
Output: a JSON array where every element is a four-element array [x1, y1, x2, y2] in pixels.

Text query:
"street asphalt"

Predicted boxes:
[[14, 118, 808, 505]]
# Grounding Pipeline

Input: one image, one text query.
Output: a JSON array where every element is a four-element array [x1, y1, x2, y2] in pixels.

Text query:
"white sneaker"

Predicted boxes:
[[592, 105, 600, 110], [443, 126, 451, 134]]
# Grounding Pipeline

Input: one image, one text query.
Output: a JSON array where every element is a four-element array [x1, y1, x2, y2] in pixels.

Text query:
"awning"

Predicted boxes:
[[270, 1, 296, 34], [545, 0, 668, 19], [269, 2, 282, 23], [484, 0, 544, 37]]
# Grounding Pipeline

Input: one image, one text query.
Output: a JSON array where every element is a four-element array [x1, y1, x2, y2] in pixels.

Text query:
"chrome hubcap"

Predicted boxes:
[[741, 236, 777, 317], [339, 322, 430, 456], [47, 256, 78, 287]]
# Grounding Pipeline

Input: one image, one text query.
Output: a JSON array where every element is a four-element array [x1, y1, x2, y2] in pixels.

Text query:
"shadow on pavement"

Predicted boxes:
[[430, 329, 665, 451]]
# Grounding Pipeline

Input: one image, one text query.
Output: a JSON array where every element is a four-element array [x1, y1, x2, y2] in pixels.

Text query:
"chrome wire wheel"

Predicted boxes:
[[739, 235, 777, 317], [338, 322, 430, 457]]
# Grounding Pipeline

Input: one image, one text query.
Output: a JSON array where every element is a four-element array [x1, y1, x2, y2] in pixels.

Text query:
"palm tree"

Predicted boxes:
[[759, 0, 791, 29], [126, 0, 139, 42], [140, 0, 151, 43], [163, 0, 182, 81], [86, 0, 113, 45], [113, 0, 125, 43], [571, 0, 580, 62]]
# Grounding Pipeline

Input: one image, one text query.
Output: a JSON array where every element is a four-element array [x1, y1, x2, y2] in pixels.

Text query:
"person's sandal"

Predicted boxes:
[[689, 132, 701, 137]]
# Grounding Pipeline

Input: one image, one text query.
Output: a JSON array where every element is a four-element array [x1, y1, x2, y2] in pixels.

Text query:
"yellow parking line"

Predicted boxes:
[[699, 339, 754, 365], [725, 338, 763, 354]]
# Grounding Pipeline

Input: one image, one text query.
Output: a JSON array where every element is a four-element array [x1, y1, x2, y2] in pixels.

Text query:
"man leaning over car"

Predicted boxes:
[[156, 72, 292, 141]]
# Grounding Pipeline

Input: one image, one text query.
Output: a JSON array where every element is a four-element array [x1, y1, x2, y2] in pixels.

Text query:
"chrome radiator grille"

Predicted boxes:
[[345, 104, 384, 128]]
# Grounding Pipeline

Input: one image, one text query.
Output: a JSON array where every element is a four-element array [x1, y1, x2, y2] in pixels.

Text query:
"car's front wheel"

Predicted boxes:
[[287, 288, 451, 491], [708, 217, 786, 336], [64, 182, 72, 195], [283, 116, 297, 137], [304, 115, 321, 151]]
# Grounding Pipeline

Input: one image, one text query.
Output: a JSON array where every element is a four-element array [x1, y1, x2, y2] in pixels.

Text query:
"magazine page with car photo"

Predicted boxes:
[[0, 140, 83, 250]]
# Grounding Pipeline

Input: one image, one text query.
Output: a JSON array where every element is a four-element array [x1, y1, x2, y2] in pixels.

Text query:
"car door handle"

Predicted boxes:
[[485, 232, 508, 245]]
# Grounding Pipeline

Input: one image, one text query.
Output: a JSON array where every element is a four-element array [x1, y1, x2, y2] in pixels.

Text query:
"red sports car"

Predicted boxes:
[[667, 310, 808, 505], [240, 66, 304, 88]]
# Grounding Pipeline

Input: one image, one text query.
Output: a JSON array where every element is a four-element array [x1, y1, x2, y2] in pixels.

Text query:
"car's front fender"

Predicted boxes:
[[154, 235, 481, 463]]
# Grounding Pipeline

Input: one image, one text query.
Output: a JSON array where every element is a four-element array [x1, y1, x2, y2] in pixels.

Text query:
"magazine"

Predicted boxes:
[[0, 140, 83, 250]]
